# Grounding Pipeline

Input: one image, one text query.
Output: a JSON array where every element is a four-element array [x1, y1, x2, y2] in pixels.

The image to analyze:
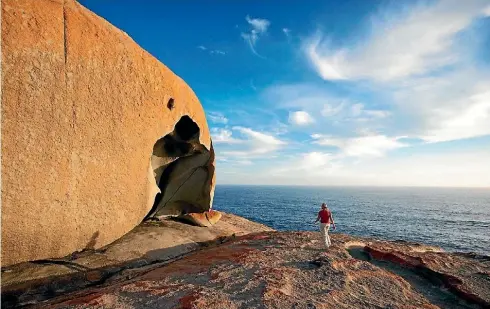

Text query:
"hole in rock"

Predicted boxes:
[[347, 246, 482, 309], [174, 115, 199, 141], [167, 98, 175, 110], [145, 115, 214, 220]]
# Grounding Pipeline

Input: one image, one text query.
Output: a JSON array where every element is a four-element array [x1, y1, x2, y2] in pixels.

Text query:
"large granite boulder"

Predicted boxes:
[[1, 0, 215, 266]]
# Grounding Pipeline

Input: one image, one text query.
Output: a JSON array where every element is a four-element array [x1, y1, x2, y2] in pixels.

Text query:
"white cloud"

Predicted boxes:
[[211, 128, 241, 144], [218, 1, 490, 187], [221, 126, 286, 157], [356, 150, 490, 187], [312, 134, 406, 157], [305, 0, 490, 81], [422, 90, 490, 142], [197, 45, 207, 50], [263, 83, 332, 110], [235, 149, 490, 187], [283, 28, 291, 36], [241, 15, 270, 56], [393, 70, 490, 143], [234, 126, 285, 148], [208, 112, 228, 124], [300, 152, 332, 170], [246, 15, 270, 33], [288, 111, 315, 126], [484, 4, 490, 16], [271, 151, 336, 177], [302, 1, 490, 144], [264, 84, 390, 123]]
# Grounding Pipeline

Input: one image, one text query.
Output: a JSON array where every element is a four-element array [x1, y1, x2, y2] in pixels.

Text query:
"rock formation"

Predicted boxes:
[[1, 0, 215, 266]]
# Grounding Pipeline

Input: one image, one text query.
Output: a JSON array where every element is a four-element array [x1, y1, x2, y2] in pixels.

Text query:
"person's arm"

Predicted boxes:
[[314, 212, 320, 223]]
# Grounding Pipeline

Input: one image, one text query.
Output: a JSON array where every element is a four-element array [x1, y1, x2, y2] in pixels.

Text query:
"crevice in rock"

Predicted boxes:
[[145, 115, 213, 220], [63, 0, 67, 65], [347, 246, 485, 309]]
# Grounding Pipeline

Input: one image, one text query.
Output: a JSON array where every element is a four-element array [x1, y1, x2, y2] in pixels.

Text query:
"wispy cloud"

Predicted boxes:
[[241, 15, 270, 57], [207, 112, 228, 124], [403, 74, 490, 142], [305, 0, 489, 81], [264, 83, 391, 128], [321, 101, 345, 117], [303, 0, 490, 144], [272, 151, 336, 176], [288, 111, 315, 126], [210, 1, 490, 187], [246, 15, 270, 32], [220, 126, 286, 158], [312, 134, 406, 157], [211, 128, 242, 144], [250, 79, 258, 91], [210, 50, 226, 55], [321, 101, 390, 121], [197, 45, 227, 55], [248, 149, 490, 187]]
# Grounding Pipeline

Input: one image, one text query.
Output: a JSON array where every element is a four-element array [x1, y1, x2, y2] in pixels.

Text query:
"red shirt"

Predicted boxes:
[[318, 210, 332, 223]]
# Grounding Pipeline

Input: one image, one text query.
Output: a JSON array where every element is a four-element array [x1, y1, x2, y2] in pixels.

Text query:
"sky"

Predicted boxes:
[[80, 0, 490, 187]]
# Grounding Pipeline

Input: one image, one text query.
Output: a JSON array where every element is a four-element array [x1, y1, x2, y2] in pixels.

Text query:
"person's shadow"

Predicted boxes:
[[29, 231, 100, 271], [85, 231, 100, 250]]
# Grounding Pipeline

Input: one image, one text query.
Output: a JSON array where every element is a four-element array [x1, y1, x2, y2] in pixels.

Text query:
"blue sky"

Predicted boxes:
[[81, 0, 490, 187]]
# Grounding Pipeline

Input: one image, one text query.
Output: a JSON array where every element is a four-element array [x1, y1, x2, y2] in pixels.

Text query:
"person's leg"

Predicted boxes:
[[325, 224, 331, 247], [320, 223, 328, 248]]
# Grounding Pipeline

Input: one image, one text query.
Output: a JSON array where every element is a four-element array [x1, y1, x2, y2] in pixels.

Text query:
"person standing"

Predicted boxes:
[[314, 203, 336, 248]]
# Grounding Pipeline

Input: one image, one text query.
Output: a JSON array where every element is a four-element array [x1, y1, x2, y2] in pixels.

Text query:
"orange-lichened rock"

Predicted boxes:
[[1, 0, 215, 266], [178, 210, 223, 227], [15, 232, 490, 309]]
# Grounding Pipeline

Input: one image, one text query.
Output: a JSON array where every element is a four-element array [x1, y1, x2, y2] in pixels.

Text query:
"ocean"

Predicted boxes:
[[213, 185, 490, 255]]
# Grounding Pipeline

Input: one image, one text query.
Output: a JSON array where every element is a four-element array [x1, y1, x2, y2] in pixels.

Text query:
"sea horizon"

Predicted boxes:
[[213, 185, 490, 256], [215, 184, 490, 189]]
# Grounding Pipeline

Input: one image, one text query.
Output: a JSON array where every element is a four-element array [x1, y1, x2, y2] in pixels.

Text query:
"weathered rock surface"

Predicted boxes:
[[13, 231, 489, 309], [1, 213, 273, 308], [178, 210, 223, 227], [1, 0, 215, 266]]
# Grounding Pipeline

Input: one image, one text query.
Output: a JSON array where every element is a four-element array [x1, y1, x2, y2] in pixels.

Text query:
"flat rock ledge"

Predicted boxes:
[[3, 224, 490, 309], [1, 213, 272, 308]]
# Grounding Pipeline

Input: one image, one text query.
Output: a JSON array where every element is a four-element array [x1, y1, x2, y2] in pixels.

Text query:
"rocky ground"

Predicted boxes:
[[1, 213, 272, 308], [4, 225, 489, 309]]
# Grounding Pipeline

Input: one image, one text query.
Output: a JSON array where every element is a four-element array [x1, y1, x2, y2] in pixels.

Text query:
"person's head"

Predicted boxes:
[[321, 203, 327, 210]]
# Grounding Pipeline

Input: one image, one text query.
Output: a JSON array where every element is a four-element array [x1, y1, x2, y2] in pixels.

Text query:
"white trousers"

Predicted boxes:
[[320, 223, 331, 248]]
